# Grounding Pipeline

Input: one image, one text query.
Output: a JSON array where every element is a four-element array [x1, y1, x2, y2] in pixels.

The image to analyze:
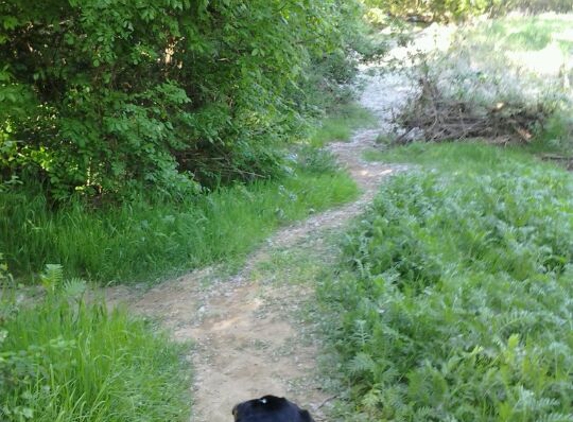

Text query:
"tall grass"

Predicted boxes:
[[1, 271, 190, 421], [321, 143, 573, 421], [1, 169, 358, 284]]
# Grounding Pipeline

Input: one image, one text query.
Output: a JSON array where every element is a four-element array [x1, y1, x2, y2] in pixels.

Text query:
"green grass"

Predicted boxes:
[[310, 103, 377, 147], [320, 143, 573, 421], [362, 141, 552, 171], [1, 169, 358, 284], [1, 271, 190, 421], [467, 15, 573, 53], [363, 139, 573, 170], [529, 113, 573, 155]]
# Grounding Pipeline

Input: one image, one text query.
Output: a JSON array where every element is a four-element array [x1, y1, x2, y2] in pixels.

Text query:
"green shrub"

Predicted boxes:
[[0, 0, 364, 201], [322, 144, 573, 420], [1, 267, 190, 421]]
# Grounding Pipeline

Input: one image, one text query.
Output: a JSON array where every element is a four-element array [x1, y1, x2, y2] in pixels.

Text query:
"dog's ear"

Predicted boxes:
[[232, 404, 239, 420], [300, 409, 315, 422]]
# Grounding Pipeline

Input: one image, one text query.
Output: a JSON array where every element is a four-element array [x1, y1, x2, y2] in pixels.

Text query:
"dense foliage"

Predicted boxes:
[[322, 144, 573, 421], [1, 266, 190, 421], [0, 0, 362, 201]]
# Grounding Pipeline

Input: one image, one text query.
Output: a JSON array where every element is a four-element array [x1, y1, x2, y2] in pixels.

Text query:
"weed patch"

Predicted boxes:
[[321, 143, 573, 420], [1, 269, 190, 421]]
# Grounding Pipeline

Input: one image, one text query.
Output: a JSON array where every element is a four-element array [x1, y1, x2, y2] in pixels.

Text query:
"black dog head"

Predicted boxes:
[[232, 395, 314, 422]]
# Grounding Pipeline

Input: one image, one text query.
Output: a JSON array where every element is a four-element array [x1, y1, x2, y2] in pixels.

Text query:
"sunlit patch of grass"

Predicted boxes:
[[310, 103, 377, 147], [470, 15, 573, 52], [253, 237, 339, 287], [321, 143, 573, 420], [363, 141, 548, 171], [457, 14, 573, 84], [365, 138, 573, 168], [362, 147, 388, 163]]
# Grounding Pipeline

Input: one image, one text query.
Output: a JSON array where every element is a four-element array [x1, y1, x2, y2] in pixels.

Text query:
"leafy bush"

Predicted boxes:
[[0, 0, 364, 201], [1, 266, 190, 421], [321, 144, 573, 420]]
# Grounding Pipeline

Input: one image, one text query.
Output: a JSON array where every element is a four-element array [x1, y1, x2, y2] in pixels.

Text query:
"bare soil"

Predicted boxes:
[[104, 67, 411, 421]]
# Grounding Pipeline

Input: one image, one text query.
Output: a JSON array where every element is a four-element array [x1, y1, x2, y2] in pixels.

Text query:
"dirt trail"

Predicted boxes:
[[105, 67, 412, 421]]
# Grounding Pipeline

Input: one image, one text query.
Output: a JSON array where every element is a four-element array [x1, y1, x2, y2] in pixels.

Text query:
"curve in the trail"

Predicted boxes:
[[105, 66, 413, 422]]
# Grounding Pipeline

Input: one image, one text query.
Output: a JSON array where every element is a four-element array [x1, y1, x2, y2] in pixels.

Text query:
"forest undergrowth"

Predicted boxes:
[[1, 265, 191, 422], [391, 13, 573, 152]]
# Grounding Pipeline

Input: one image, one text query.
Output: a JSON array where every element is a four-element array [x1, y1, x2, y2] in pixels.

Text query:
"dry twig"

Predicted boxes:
[[395, 74, 550, 145]]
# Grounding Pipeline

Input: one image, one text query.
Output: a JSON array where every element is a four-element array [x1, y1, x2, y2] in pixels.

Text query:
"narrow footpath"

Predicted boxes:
[[106, 66, 412, 421]]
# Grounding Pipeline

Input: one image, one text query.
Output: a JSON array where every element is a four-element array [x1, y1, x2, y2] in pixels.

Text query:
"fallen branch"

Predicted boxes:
[[315, 394, 339, 411]]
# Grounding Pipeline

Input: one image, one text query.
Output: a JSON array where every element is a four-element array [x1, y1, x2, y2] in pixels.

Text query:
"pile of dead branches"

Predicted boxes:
[[395, 74, 553, 145]]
